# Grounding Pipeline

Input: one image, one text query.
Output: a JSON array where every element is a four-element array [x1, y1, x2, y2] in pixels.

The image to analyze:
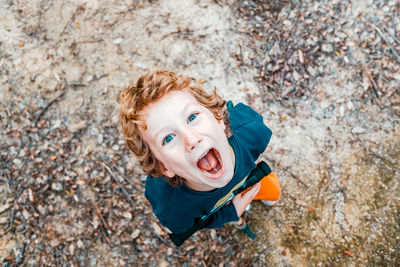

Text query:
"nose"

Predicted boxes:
[[183, 128, 202, 151]]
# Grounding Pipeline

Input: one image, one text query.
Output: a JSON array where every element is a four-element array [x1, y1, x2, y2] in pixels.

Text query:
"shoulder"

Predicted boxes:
[[227, 101, 272, 159], [227, 101, 263, 130], [145, 176, 175, 215]]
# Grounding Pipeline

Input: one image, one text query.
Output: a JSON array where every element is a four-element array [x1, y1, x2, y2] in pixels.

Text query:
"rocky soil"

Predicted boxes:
[[1, 0, 399, 266]]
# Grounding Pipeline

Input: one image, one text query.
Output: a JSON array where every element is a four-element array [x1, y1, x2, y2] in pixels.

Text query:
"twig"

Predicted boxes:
[[122, 150, 128, 178], [161, 27, 195, 40], [111, 165, 142, 193], [35, 90, 66, 125], [103, 163, 136, 207], [363, 64, 382, 107], [15, 242, 26, 265], [93, 203, 112, 246], [224, 63, 231, 85], [313, 217, 342, 249], [213, 0, 223, 7], [373, 24, 400, 63], [378, 23, 400, 44], [154, 233, 183, 255]]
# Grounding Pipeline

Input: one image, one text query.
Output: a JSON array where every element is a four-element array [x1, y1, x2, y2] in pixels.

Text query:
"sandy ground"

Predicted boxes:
[[1, 0, 399, 265]]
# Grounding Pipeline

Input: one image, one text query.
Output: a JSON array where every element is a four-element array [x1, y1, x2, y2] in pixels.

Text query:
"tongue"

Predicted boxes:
[[197, 150, 218, 171]]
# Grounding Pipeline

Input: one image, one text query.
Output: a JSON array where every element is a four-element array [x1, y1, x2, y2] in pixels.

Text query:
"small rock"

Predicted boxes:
[[322, 44, 333, 52], [321, 101, 330, 109], [77, 239, 84, 248], [131, 229, 140, 239], [152, 222, 163, 235], [347, 101, 354, 110], [0, 217, 8, 225], [292, 71, 300, 81], [339, 105, 345, 117], [112, 144, 119, 151], [13, 158, 22, 168], [37, 204, 46, 215], [382, 5, 389, 12], [393, 73, 400, 80], [68, 120, 87, 133], [210, 229, 217, 239], [0, 203, 10, 213], [97, 134, 103, 144], [52, 119, 62, 129], [51, 182, 63, 191], [123, 212, 132, 220], [113, 38, 124, 44], [50, 238, 61, 248], [22, 209, 31, 220], [352, 127, 365, 134], [307, 66, 317, 76]]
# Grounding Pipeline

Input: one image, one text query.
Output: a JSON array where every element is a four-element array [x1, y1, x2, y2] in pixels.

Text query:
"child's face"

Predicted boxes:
[[139, 90, 236, 191]]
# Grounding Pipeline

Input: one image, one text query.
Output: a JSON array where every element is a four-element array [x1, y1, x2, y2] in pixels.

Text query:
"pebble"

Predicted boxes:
[[307, 66, 317, 77], [347, 101, 354, 110], [152, 222, 163, 235], [113, 38, 124, 44], [77, 239, 84, 248], [0, 203, 10, 213], [339, 105, 345, 117], [123, 211, 132, 220], [37, 204, 46, 215], [322, 44, 333, 52], [292, 71, 300, 81], [22, 209, 31, 220], [51, 182, 63, 191], [52, 119, 62, 130], [97, 134, 103, 144], [352, 127, 365, 134], [0, 217, 7, 225], [321, 101, 330, 109], [131, 229, 140, 239]]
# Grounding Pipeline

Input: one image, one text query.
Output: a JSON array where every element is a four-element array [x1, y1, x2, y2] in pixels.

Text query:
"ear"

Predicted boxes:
[[162, 167, 176, 178]]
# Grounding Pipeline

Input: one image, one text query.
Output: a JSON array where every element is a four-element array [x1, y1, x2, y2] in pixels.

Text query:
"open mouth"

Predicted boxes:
[[197, 148, 223, 175]]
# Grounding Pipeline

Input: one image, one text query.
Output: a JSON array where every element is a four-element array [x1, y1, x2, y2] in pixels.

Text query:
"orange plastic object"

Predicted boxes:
[[243, 172, 281, 201]]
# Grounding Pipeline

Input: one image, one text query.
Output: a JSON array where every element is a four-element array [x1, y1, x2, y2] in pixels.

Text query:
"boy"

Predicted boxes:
[[118, 70, 280, 236]]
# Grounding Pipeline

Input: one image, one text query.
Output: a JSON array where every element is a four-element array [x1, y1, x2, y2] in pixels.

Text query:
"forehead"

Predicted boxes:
[[141, 90, 198, 118], [139, 90, 204, 134]]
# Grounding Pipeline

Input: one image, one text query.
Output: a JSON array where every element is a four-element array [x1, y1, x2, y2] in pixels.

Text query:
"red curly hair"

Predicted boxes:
[[118, 70, 230, 186]]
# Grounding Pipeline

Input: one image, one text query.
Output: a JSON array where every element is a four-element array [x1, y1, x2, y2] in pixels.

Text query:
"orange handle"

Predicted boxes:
[[242, 172, 281, 201]]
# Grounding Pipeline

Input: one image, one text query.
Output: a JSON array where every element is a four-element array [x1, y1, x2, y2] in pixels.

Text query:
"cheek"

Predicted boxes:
[[217, 118, 226, 131]]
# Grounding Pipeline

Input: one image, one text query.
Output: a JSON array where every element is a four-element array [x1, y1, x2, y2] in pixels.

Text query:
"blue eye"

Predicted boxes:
[[163, 134, 174, 145], [188, 113, 198, 123]]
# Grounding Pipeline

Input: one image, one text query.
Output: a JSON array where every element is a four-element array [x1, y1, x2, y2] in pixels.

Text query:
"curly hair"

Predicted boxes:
[[118, 70, 230, 186]]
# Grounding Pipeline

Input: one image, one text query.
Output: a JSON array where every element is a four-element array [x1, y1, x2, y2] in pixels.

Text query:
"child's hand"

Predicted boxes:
[[232, 182, 261, 217]]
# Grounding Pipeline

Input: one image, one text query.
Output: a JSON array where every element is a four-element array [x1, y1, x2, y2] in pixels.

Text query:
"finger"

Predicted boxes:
[[243, 182, 261, 200]]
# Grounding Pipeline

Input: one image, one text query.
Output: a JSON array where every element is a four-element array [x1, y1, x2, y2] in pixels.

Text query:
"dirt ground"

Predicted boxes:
[[1, 0, 399, 266]]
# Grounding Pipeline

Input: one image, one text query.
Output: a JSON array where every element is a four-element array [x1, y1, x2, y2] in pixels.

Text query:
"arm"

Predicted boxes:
[[232, 181, 261, 217]]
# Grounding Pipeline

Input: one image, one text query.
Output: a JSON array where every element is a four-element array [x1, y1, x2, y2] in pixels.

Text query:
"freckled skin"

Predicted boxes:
[[139, 90, 235, 191]]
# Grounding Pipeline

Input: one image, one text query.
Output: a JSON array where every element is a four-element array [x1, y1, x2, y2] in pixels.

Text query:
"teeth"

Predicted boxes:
[[199, 148, 211, 161]]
